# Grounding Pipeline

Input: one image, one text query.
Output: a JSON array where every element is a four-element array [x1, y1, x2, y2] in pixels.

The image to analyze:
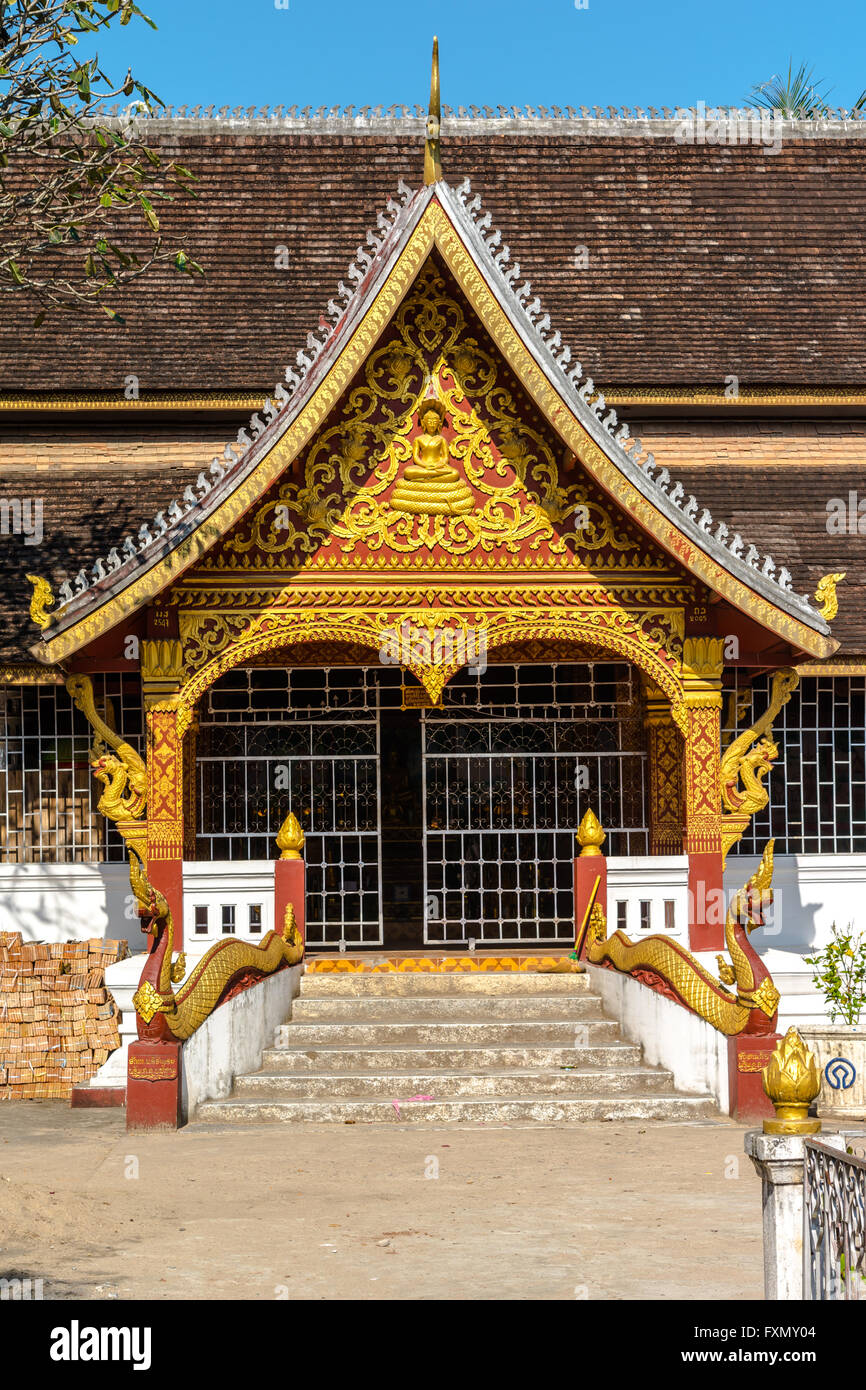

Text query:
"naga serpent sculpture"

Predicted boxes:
[[586, 841, 780, 1036], [719, 669, 798, 863], [66, 675, 147, 821], [129, 852, 304, 1042]]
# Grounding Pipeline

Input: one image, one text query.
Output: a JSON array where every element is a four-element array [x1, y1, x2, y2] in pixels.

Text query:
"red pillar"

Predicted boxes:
[[275, 811, 306, 947], [145, 698, 190, 949], [574, 809, 607, 959]]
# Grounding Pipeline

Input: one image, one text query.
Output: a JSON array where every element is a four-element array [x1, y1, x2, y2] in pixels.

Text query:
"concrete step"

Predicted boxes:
[[260, 1042, 644, 1072], [275, 1019, 621, 1046], [233, 1065, 676, 1099], [299, 972, 590, 997], [290, 994, 605, 1022], [196, 1093, 717, 1125]]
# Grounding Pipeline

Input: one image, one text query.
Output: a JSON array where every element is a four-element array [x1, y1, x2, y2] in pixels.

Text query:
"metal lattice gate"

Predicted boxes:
[[196, 668, 384, 947], [421, 663, 648, 946]]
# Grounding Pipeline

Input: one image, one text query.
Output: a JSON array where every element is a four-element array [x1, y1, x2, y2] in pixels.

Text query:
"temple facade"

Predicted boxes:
[[1, 84, 864, 1118]]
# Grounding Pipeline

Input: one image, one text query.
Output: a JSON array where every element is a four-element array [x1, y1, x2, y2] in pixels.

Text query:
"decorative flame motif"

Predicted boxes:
[[276, 811, 306, 861], [576, 808, 606, 857], [762, 1026, 822, 1135]]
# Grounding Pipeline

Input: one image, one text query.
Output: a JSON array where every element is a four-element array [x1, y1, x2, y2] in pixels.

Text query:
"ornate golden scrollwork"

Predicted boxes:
[[814, 572, 845, 622], [200, 263, 658, 572], [25, 574, 55, 630]]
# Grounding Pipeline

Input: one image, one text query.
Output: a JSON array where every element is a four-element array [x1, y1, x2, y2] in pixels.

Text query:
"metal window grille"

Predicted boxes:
[[196, 667, 392, 947], [0, 678, 142, 863], [726, 675, 866, 855], [804, 1138, 866, 1300], [422, 662, 648, 944]]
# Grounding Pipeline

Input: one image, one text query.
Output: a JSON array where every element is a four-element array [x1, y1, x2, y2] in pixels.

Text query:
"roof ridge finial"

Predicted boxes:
[[424, 35, 442, 185]]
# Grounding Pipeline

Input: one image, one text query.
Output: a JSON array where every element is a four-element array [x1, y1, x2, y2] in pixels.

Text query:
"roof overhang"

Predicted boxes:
[[32, 180, 837, 664]]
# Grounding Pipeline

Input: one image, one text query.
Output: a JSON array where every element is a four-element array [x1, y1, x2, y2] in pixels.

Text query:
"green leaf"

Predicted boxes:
[[33, 311, 46, 328], [8, 261, 25, 285], [102, 306, 126, 324], [100, 192, 113, 207]]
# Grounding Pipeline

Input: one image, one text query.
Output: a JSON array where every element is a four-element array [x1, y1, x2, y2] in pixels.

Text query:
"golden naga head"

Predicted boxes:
[[129, 849, 169, 933], [736, 840, 775, 932]]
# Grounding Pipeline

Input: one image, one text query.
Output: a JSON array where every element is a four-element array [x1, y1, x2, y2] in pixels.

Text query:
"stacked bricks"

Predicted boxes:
[[0, 933, 127, 1100]]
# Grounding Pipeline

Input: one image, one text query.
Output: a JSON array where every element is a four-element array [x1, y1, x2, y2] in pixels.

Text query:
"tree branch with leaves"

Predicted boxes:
[[0, 0, 202, 325]]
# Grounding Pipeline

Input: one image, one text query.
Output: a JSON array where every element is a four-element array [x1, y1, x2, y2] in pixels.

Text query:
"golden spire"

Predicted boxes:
[[576, 809, 606, 857], [424, 35, 443, 185]]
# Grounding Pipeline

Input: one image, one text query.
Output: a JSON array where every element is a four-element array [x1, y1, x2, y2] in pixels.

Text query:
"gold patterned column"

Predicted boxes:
[[142, 639, 192, 946], [679, 637, 725, 951], [643, 680, 683, 856]]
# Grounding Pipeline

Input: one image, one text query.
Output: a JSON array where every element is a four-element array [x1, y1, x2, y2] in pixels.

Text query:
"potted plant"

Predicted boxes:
[[802, 924, 866, 1120]]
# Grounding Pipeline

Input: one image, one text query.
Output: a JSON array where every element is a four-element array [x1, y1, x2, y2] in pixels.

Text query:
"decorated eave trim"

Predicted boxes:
[[38, 178, 430, 645], [35, 174, 830, 659], [437, 178, 829, 638]]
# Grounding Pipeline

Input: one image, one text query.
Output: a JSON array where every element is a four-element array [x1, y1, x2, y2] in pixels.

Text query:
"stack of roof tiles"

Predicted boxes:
[[0, 933, 126, 1100]]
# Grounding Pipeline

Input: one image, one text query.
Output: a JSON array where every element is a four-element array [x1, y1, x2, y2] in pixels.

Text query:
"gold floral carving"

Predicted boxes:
[[177, 605, 687, 708], [26, 574, 55, 631], [202, 263, 650, 571], [813, 573, 845, 622]]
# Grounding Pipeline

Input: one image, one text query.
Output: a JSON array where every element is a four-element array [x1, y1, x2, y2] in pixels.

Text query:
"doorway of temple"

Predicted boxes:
[[195, 661, 649, 950]]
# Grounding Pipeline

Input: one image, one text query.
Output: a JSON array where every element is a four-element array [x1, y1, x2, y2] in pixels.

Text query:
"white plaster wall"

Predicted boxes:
[[0, 862, 137, 946], [588, 962, 729, 1110], [607, 856, 689, 942], [181, 964, 302, 1120], [182, 860, 276, 943], [725, 852, 866, 1025]]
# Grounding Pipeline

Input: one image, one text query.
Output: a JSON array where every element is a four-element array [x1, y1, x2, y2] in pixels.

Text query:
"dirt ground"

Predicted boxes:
[[0, 1104, 764, 1300]]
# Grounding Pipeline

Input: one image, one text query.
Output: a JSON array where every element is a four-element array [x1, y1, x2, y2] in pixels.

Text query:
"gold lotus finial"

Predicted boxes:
[[814, 572, 845, 622], [762, 1026, 821, 1135], [276, 811, 305, 861], [576, 809, 606, 857], [26, 573, 54, 631], [423, 35, 442, 185]]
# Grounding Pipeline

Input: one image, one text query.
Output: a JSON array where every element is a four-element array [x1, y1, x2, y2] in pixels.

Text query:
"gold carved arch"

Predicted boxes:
[[175, 608, 686, 712]]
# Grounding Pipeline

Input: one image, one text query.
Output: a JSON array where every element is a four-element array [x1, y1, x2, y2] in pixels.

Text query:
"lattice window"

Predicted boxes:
[[422, 662, 648, 944], [728, 675, 866, 855], [196, 667, 390, 945], [0, 678, 142, 863]]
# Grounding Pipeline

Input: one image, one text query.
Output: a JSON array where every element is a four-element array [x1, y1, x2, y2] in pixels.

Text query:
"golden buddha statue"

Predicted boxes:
[[391, 399, 474, 516]]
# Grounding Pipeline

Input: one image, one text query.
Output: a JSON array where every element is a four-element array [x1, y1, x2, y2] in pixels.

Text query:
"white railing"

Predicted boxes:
[[606, 856, 689, 942], [804, 1137, 866, 1300]]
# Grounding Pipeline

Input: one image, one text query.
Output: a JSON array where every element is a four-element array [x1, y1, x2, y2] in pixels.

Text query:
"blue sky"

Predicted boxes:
[[87, 0, 866, 113]]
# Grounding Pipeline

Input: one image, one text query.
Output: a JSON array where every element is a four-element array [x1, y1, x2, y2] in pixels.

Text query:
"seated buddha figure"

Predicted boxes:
[[391, 399, 474, 516]]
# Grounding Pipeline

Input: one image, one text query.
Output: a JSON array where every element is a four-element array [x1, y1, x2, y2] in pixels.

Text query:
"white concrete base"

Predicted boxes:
[[587, 963, 727, 1110], [182, 965, 303, 1120], [800, 1025, 866, 1121]]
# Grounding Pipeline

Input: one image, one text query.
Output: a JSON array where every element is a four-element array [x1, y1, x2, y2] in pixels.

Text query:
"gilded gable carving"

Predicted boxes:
[[198, 262, 672, 575]]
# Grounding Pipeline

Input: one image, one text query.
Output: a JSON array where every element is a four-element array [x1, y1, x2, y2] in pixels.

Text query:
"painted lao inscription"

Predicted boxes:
[[199, 263, 671, 574], [129, 1053, 178, 1082]]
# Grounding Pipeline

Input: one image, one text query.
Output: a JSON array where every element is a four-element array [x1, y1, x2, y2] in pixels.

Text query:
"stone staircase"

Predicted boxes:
[[195, 969, 717, 1124]]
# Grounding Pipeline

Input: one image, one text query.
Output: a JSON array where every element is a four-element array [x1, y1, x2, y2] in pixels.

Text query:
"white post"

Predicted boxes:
[[744, 1130, 847, 1300]]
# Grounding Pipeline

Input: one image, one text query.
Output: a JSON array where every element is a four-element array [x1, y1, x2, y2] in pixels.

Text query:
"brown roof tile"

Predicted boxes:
[[3, 130, 866, 394]]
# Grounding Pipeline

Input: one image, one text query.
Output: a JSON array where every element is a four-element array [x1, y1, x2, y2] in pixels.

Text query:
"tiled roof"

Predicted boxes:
[[3, 126, 866, 393]]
